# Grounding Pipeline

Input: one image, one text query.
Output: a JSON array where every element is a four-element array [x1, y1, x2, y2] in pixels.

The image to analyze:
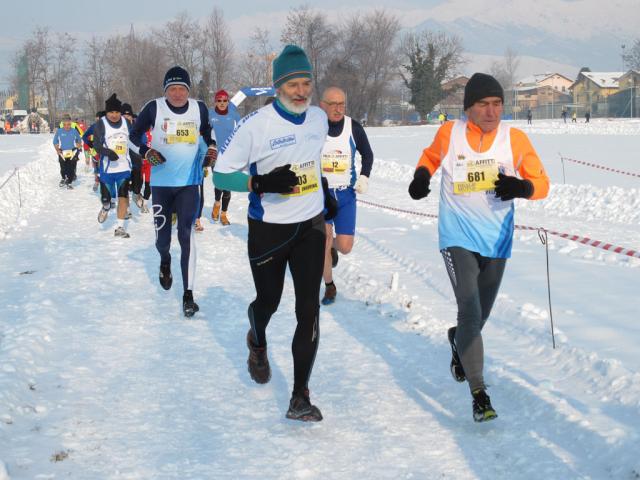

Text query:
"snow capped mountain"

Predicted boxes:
[[406, 0, 640, 77]]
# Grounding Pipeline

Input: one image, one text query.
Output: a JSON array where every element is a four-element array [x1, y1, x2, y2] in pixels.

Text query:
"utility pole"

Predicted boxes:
[[551, 78, 555, 119], [631, 81, 635, 118]]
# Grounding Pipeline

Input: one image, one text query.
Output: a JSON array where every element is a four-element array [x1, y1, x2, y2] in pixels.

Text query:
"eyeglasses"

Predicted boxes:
[[323, 101, 345, 108]]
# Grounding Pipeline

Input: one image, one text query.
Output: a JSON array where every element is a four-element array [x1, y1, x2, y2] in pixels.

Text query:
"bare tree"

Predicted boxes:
[[83, 36, 111, 114], [323, 9, 400, 124], [51, 32, 78, 114], [103, 28, 168, 111], [622, 38, 640, 70], [281, 6, 334, 95], [400, 30, 465, 119], [489, 48, 520, 91], [153, 12, 205, 98], [203, 7, 235, 94], [16, 27, 78, 126], [237, 28, 275, 113]]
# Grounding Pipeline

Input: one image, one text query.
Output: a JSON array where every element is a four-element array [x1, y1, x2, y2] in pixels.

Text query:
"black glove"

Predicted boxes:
[[103, 148, 119, 162], [72, 148, 80, 161], [250, 164, 298, 194], [494, 173, 533, 201], [408, 167, 431, 200], [145, 148, 167, 166], [322, 177, 338, 220]]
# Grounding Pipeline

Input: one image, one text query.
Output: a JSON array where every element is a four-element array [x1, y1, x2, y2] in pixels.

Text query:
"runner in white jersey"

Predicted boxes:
[[318, 86, 374, 305], [93, 94, 133, 238], [214, 45, 337, 422], [129, 66, 217, 317], [408, 73, 550, 422]]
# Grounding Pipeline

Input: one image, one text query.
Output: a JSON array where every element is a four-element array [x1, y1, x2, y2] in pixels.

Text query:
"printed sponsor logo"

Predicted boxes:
[[257, 256, 273, 266], [470, 158, 495, 166], [298, 160, 315, 169], [270, 134, 296, 150]]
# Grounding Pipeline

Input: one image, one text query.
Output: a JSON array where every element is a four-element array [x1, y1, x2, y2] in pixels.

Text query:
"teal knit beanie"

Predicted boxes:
[[272, 45, 312, 88]]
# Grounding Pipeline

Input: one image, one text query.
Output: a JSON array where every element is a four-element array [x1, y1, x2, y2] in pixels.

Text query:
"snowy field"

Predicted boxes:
[[0, 119, 639, 479]]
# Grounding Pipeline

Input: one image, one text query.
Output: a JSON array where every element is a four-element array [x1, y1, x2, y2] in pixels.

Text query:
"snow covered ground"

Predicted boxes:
[[1, 120, 639, 479]]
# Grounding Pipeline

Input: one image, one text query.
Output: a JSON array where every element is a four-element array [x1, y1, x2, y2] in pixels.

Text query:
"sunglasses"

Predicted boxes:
[[216, 99, 229, 103]]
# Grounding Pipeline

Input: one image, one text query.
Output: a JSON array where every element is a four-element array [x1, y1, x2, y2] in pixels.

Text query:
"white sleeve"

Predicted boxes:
[[214, 118, 253, 174]]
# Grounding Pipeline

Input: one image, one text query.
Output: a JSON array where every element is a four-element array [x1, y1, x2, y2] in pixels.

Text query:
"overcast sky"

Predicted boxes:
[[1, 0, 638, 88]]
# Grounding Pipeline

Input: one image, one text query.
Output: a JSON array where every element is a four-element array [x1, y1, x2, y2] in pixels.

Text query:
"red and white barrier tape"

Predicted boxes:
[[560, 156, 640, 178], [357, 198, 439, 220], [357, 198, 640, 259]]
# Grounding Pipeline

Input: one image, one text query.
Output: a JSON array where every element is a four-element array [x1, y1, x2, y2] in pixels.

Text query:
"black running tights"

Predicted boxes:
[[247, 213, 325, 393]]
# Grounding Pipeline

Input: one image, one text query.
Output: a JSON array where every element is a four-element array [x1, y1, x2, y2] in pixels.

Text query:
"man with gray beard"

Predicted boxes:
[[214, 45, 337, 422]]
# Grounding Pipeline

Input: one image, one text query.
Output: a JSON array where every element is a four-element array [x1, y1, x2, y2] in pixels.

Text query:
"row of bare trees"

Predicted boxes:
[[16, 27, 77, 128], [11, 7, 467, 126], [81, 8, 235, 113]]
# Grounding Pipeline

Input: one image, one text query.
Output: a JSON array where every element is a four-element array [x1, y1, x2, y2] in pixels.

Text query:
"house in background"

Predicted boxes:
[[570, 70, 623, 116], [606, 70, 640, 117], [514, 73, 573, 118], [517, 73, 573, 94]]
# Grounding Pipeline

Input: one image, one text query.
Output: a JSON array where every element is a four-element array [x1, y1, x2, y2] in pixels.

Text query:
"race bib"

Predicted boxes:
[[113, 140, 127, 156], [166, 121, 197, 144], [321, 152, 350, 174], [452, 158, 499, 194], [281, 160, 319, 197]]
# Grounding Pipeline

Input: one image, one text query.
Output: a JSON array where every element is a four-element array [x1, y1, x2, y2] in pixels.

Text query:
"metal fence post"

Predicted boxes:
[[17, 168, 22, 208]]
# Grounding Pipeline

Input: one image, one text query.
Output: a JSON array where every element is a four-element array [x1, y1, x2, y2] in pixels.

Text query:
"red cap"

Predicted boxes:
[[214, 89, 229, 101]]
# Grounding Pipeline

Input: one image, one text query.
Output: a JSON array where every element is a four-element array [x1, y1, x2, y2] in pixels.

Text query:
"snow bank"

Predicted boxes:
[[522, 183, 640, 225], [0, 139, 57, 239], [517, 118, 640, 135]]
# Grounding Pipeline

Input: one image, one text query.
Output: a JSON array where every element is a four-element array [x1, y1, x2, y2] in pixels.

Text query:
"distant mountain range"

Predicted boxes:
[[414, 17, 629, 81]]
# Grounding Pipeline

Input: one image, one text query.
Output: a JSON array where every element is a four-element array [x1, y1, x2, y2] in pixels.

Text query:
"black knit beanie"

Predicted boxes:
[[163, 66, 191, 92], [463, 73, 504, 110], [105, 93, 122, 113], [121, 103, 134, 116]]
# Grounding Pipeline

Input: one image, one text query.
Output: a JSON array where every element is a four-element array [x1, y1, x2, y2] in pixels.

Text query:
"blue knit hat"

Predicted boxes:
[[272, 45, 312, 88], [164, 66, 191, 92]]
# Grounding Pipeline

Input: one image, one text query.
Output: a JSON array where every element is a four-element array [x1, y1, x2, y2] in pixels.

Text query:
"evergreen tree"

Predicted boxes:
[[401, 31, 464, 120]]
